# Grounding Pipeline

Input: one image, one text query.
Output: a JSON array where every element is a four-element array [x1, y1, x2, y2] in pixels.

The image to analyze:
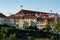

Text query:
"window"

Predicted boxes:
[[23, 21, 29, 27], [40, 25, 43, 27], [30, 21, 36, 26], [37, 22, 39, 24], [37, 25, 40, 27]]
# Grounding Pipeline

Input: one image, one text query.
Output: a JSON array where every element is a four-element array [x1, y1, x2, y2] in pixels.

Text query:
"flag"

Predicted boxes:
[[20, 5, 23, 7], [50, 10, 52, 12]]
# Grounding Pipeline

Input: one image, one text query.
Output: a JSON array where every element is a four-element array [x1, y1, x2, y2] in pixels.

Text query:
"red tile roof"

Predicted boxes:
[[7, 9, 55, 20], [23, 15, 35, 19], [8, 14, 21, 19]]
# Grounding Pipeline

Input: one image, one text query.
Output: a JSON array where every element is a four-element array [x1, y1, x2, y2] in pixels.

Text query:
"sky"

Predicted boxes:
[[0, 0, 60, 16]]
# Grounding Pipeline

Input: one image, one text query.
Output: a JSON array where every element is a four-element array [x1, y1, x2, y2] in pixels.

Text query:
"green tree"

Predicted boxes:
[[44, 24, 51, 31], [0, 27, 8, 40], [52, 24, 59, 34], [50, 36, 55, 40], [6, 33, 16, 40], [0, 27, 16, 40]]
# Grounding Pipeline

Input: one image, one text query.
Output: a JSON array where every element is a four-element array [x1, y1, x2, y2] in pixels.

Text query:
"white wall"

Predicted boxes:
[[0, 17, 9, 25], [18, 19, 37, 28]]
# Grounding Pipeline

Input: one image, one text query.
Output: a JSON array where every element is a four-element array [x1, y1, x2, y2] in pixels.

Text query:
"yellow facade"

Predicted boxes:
[[37, 19, 47, 29]]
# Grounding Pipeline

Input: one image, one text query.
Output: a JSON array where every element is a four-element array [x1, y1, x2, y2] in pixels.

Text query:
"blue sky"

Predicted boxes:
[[0, 0, 60, 16]]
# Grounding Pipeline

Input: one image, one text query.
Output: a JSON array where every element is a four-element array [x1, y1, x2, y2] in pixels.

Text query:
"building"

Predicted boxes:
[[8, 9, 59, 29], [0, 13, 9, 25], [7, 14, 20, 27], [8, 14, 37, 28]]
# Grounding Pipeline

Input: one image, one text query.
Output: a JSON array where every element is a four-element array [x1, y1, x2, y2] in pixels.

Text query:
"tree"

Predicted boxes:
[[26, 26, 39, 31], [0, 27, 16, 40], [0, 27, 8, 40], [6, 33, 16, 40], [44, 24, 51, 31], [52, 24, 59, 34]]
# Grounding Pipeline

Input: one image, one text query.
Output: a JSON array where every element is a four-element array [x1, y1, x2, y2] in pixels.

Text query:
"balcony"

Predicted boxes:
[[49, 15, 54, 18]]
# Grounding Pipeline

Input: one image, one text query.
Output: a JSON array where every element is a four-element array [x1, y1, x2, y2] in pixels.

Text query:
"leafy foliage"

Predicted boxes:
[[45, 24, 51, 30], [0, 25, 16, 40], [0, 24, 60, 40]]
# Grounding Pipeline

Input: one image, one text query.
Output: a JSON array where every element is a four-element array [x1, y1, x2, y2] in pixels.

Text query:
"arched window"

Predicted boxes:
[[30, 21, 36, 27], [23, 21, 29, 27]]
